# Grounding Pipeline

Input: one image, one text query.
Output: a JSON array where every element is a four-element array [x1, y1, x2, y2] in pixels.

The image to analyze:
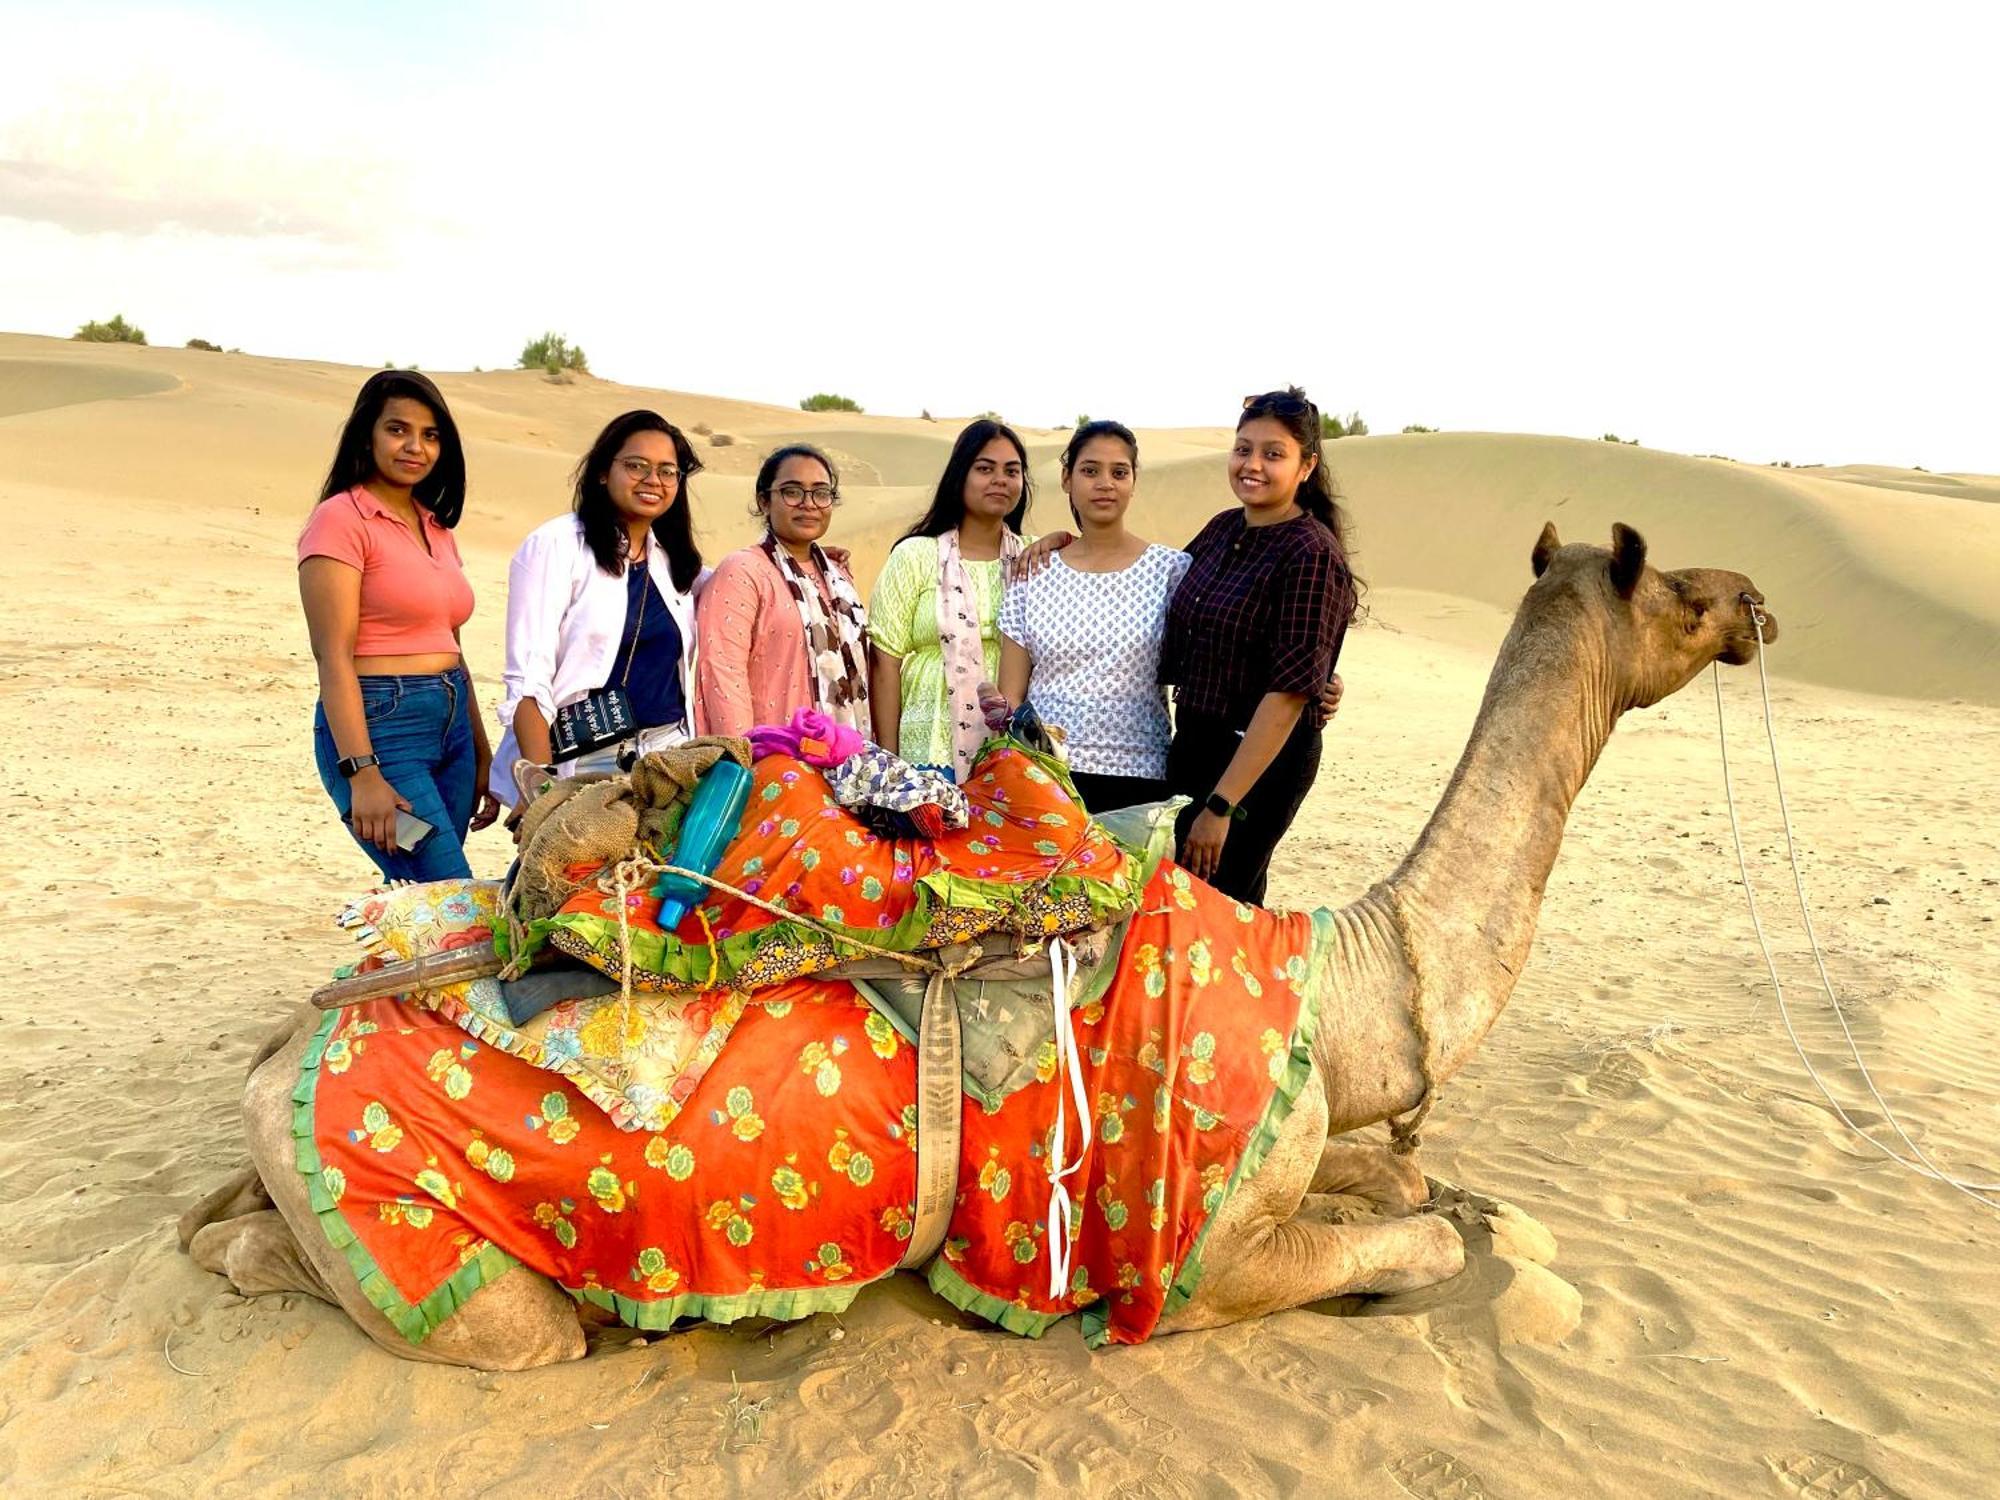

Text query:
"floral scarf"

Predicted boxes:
[[761, 534, 870, 731], [935, 525, 1021, 779]]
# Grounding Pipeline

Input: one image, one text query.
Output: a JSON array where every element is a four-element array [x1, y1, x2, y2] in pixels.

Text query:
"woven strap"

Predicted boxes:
[[898, 965, 965, 1268]]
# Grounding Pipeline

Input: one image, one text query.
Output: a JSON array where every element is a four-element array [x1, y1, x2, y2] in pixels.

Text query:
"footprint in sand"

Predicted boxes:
[[1386, 1447, 1489, 1498], [1767, 1450, 1906, 1499]]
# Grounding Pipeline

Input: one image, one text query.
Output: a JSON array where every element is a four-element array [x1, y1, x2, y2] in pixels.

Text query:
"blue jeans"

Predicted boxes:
[[314, 668, 477, 882]]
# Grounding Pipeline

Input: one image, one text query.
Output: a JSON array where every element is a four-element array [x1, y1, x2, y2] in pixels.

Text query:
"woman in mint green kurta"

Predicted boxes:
[[868, 419, 1036, 777]]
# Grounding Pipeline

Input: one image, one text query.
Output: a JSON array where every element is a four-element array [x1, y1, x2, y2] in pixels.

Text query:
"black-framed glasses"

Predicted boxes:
[[773, 482, 838, 509], [619, 458, 682, 484]]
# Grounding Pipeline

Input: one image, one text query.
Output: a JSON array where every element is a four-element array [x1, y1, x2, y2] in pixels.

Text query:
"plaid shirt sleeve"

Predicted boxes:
[[1264, 539, 1341, 696]]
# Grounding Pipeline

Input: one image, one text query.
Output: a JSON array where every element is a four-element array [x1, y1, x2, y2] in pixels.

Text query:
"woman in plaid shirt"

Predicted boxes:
[[1158, 388, 1359, 904]]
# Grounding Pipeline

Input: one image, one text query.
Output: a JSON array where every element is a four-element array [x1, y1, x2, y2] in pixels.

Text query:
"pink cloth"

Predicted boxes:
[[297, 486, 473, 655], [746, 707, 866, 767]]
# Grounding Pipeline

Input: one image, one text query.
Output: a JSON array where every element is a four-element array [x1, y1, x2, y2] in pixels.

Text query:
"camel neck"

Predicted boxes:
[[1386, 595, 1619, 1083]]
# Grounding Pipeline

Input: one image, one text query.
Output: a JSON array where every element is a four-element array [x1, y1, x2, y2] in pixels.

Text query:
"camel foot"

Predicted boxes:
[[176, 1165, 274, 1251], [1309, 1139, 1431, 1216], [189, 1209, 335, 1303]]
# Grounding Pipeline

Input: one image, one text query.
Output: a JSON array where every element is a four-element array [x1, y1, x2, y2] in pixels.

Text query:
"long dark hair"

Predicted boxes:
[[752, 443, 840, 520], [317, 370, 467, 526], [898, 418, 1033, 543], [1060, 419, 1138, 528], [1239, 386, 1364, 614], [573, 410, 704, 591]]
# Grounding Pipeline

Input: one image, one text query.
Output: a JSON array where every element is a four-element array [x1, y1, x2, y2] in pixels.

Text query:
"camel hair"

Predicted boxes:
[[179, 521, 1777, 1368]]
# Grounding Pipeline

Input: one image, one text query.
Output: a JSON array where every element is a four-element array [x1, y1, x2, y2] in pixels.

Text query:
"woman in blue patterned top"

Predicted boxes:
[[998, 422, 1189, 813]]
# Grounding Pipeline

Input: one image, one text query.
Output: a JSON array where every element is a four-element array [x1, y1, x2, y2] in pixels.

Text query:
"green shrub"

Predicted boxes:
[[184, 337, 223, 353], [1601, 433, 1638, 445], [1320, 410, 1368, 439], [73, 314, 146, 344], [800, 392, 863, 413], [1400, 423, 1436, 434], [519, 332, 588, 376]]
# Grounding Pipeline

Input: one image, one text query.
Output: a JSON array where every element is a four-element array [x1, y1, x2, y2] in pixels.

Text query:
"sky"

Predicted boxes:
[[3, 0, 1996, 472]]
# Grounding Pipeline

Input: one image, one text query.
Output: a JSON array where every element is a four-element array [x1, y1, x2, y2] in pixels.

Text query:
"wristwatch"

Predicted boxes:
[[337, 753, 382, 779], [1204, 791, 1247, 822]]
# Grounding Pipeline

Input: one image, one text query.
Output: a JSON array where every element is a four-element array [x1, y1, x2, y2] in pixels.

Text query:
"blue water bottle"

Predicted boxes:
[[651, 760, 754, 929]]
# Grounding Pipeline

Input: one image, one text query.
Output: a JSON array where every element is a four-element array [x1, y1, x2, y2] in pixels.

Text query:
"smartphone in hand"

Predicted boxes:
[[393, 809, 435, 852]]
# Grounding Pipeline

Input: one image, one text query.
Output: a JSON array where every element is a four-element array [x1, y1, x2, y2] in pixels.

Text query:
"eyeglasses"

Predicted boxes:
[[618, 458, 682, 485], [773, 482, 838, 509]]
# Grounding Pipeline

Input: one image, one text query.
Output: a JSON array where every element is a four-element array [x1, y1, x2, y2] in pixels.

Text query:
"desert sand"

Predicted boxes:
[[0, 331, 1995, 1497]]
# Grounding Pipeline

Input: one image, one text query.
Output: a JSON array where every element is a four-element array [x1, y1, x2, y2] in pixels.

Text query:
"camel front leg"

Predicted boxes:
[[1158, 1213, 1466, 1333], [1309, 1139, 1431, 1215]]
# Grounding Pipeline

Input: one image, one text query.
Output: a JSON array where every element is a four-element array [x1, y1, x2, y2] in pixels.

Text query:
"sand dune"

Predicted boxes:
[[1, 333, 1995, 1497]]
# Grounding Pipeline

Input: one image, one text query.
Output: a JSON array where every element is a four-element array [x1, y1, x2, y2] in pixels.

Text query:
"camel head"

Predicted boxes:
[[1529, 522, 1779, 709]]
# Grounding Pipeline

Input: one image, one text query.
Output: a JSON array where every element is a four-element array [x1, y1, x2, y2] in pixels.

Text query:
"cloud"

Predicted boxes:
[[0, 157, 371, 244]]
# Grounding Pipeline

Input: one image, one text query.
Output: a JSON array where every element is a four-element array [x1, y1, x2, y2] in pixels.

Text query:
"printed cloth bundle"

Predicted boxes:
[[325, 747, 1170, 1132], [508, 741, 1147, 997]]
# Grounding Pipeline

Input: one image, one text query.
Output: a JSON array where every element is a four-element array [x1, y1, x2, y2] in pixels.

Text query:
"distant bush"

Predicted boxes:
[[800, 392, 863, 413], [977, 410, 1003, 422], [1075, 413, 1090, 427], [921, 408, 934, 422], [1400, 424, 1436, 434], [691, 421, 713, 437], [519, 332, 588, 377], [1601, 433, 1638, 445], [709, 432, 737, 447], [1320, 411, 1368, 440], [184, 337, 223, 353], [73, 314, 146, 344], [383, 361, 420, 371]]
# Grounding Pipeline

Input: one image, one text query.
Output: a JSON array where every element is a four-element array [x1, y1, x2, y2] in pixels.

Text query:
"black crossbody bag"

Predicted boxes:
[[548, 567, 648, 764]]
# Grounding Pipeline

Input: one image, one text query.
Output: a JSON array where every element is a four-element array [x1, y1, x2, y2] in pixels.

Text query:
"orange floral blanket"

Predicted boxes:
[[297, 865, 1329, 1347]]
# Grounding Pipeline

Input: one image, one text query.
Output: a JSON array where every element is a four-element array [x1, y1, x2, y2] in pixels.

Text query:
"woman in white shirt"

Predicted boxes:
[[490, 410, 707, 805], [998, 421, 1189, 812]]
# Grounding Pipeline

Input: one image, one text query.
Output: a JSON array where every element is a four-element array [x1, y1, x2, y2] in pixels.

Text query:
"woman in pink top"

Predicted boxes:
[[695, 444, 870, 737], [298, 370, 500, 881]]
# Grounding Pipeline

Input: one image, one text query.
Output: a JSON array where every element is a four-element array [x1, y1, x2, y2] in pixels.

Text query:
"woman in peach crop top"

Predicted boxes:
[[298, 370, 500, 881]]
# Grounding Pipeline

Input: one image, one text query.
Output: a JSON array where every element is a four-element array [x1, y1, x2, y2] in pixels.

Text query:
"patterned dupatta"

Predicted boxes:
[[760, 534, 871, 731], [935, 525, 1022, 779]]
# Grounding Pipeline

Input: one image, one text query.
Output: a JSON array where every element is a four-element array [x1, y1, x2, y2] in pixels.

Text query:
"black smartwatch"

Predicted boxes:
[[1203, 791, 1246, 821], [337, 753, 381, 779]]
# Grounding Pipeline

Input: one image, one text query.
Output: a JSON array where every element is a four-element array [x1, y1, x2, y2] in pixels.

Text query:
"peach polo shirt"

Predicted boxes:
[[297, 486, 474, 655]]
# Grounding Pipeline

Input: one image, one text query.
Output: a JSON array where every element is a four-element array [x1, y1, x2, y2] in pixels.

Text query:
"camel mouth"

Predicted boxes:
[[1717, 598, 1777, 665]]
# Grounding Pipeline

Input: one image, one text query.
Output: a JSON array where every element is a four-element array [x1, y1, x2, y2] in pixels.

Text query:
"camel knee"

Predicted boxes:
[[189, 1210, 334, 1302], [1310, 1140, 1432, 1215], [177, 1165, 273, 1251]]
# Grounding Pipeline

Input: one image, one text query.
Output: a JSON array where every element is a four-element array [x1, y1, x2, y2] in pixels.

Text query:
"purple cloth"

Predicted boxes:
[[747, 707, 868, 768]]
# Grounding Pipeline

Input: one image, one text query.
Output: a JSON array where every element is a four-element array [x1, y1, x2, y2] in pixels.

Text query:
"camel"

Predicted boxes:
[[180, 521, 1775, 1367]]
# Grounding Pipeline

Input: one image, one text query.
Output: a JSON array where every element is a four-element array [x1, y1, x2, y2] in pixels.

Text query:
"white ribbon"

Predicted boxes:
[[1043, 936, 1094, 1299]]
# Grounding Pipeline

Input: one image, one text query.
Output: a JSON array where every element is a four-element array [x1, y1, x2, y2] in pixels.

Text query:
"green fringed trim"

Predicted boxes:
[[567, 1275, 884, 1331], [1104, 908, 1333, 1347], [926, 1258, 1065, 1339], [291, 1010, 522, 1345], [524, 854, 1145, 996]]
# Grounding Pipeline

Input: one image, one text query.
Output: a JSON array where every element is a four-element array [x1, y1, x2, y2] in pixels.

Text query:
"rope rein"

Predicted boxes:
[[1716, 601, 1999, 1211]]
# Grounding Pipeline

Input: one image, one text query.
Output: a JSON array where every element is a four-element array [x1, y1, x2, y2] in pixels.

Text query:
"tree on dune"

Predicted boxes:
[[73, 314, 147, 344], [800, 393, 863, 413], [1321, 410, 1368, 439], [519, 333, 589, 380]]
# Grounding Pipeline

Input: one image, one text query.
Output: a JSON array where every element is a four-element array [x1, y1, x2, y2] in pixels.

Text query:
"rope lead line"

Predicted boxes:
[[1715, 605, 2000, 1210]]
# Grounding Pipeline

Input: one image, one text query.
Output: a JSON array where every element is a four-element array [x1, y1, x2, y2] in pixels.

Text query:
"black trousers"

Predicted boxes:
[[1067, 770, 1172, 817], [1166, 708, 1322, 906]]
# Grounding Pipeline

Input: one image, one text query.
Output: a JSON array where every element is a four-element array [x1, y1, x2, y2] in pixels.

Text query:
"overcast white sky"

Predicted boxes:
[[3, 1, 1995, 471]]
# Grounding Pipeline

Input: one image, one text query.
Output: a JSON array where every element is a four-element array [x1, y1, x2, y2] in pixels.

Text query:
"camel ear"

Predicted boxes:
[[1609, 523, 1647, 598], [1531, 522, 1561, 578]]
